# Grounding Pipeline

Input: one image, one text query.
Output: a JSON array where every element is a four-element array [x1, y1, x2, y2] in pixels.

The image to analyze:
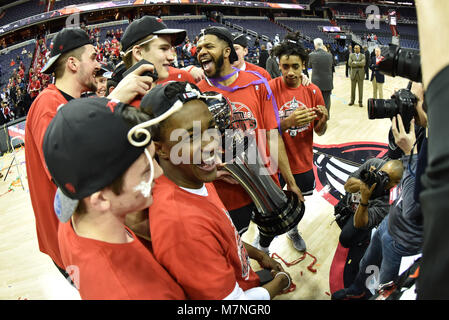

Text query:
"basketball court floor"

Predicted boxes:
[[0, 64, 411, 300]]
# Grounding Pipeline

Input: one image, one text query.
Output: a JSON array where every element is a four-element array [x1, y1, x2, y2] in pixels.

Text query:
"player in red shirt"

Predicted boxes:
[[196, 26, 303, 251], [43, 97, 185, 299], [25, 28, 154, 279], [142, 81, 292, 299], [232, 33, 272, 81], [265, 33, 329, 252], [120, 15, 187, 105]]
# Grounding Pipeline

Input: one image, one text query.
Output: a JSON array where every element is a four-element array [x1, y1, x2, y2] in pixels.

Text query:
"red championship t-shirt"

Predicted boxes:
[[161, 66, 197, 84], [269, 77, 325, 174], [25, 84, 68, 268], [197, 70, 279, 211], [58, 221, 186, 300], [149, 175, 260, 299]]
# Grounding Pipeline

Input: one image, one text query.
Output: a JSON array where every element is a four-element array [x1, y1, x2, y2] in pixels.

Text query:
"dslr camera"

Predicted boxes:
[[367, 44, 421, 132], [360, 168, 390, 197]]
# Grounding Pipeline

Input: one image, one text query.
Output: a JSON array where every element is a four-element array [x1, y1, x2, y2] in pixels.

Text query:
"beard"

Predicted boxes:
[[209, 54, 224, 79]]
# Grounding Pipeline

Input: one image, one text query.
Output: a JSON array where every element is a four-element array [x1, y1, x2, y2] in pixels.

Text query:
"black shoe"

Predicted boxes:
[[348, 102, 354, 106], [331, 288, 366, 300], [359, 103, 363, 107]]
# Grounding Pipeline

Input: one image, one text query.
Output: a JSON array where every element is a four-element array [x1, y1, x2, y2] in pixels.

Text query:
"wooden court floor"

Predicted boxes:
[[0, 65, 410, 300]]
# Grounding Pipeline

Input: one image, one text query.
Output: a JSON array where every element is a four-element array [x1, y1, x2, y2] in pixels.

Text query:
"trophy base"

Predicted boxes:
[[251, 191, 305, 238]]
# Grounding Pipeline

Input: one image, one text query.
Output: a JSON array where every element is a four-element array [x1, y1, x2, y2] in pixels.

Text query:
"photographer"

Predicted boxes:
[[415, 0, 449, 299], [338, 158, 403, 249], [332, 82, 427, 300]]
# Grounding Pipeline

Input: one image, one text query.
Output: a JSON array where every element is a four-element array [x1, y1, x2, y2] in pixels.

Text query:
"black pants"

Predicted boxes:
[[259, 170, 315, 247], [339, 213, 371, 249], [229, 203, 254, 236], [321, 90, 332, 119]]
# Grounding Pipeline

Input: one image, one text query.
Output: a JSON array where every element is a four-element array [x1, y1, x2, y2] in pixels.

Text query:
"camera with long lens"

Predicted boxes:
[[360, 168, 390, 197], [367, 81, 418, 133], [378, 43, 421, 83]]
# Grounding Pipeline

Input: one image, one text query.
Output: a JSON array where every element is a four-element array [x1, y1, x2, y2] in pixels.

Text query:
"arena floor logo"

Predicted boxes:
[[312, 141, 389, 206]]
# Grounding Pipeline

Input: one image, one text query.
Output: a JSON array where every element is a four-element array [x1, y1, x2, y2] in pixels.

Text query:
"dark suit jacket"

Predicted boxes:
[[258, 50, 269, 69], [308, 48, 334, 91], [369, 56, 385, 83]]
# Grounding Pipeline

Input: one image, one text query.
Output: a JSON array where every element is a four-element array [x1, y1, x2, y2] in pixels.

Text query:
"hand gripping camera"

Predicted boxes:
[[367, 44, 421, 133]]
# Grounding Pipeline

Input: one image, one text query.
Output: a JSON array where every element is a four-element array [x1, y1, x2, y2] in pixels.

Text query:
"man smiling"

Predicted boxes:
[[196, 27, 303, 250]]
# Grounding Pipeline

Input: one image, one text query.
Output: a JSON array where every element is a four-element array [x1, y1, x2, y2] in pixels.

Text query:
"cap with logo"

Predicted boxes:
[[201, 26, 238, 63], [120, 16, 186, 55], [41, 28, 92, 74], [232, 33, 248, 48], [43, 97, 149, 223]]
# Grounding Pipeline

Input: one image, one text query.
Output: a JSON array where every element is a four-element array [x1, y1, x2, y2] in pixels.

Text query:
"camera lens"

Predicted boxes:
[[367, 98, 399, 120]]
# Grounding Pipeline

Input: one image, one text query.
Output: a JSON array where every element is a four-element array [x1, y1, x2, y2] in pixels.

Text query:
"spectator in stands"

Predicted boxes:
[[309, 38, 334, 119], [232, 33, 271, 80], [29, 75, 41, 102], [333, 82, 427, 300], [25, 27, 153, 284], [370, 47, 385, 99], [258, 44, 269, 69], [348, 45, 365, 107]]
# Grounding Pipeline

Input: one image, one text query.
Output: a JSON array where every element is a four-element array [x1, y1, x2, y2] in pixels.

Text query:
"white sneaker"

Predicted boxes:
[[252, 233, 269, 254]]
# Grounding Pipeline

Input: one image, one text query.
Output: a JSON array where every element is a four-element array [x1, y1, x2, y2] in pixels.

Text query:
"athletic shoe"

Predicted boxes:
[[252, 233, 270, 254], [286, 229, 306, 252], [331, 287, 366, 300]]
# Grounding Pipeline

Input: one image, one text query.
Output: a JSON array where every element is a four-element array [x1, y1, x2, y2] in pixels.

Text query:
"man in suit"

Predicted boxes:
[[363, 46, 370, 80], [309, 38, 334, 118], [370, 47, 385, 99], [258, 44, 269, 69], [345, 45, 352, 78], [349, 45, 366, 107]]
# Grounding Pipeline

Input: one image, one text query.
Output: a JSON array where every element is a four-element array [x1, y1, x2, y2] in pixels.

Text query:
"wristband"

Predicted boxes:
[[359, 202, 369, 207], [274, 271, 291, 291]]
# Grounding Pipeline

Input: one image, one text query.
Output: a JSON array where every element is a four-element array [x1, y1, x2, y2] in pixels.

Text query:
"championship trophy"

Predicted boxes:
[[204, 92, 305, 238]]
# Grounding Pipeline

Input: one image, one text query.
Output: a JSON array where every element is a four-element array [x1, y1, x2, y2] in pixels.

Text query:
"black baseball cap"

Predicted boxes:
[[140, 82, 207, 118], [43, 97, 149, 223], [98, 61, 115, 79], [201, 26, 238, 63], [41, 28, 92, 74], [120, 16, 186, 54], [233, 33, 248, 48]]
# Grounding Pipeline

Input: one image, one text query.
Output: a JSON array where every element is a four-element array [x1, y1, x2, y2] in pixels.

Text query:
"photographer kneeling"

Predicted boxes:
[[338, 159, 404, 249]]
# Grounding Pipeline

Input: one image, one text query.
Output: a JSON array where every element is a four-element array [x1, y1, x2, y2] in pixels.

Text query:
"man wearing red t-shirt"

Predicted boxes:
[[266, 33, 329, 252], [232, 33, 272, 81], [119, 16, 187, 106], [43, 97, 185, 299], [196, 27, 303, 251], [142, 81, 292, 299], [25, 28, 153, 278]]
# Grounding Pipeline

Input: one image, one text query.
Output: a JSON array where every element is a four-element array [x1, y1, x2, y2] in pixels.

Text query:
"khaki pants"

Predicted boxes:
[[372, 78, 384, 99], [350, 73, 364, 104]]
